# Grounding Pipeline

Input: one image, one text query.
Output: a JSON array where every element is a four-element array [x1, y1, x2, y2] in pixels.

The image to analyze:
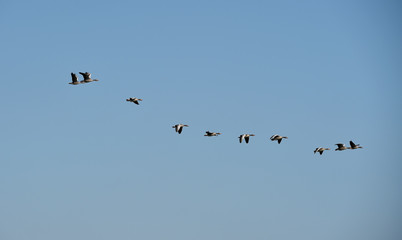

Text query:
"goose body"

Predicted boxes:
[[126, 97, 143, 105], [270, 134, 288, 144], [335, 143, 348, 151], [69, 73, 80, 85], [172, 124, 189, 134], [239, 134, 255, 144], [79, 72, 99, 83], [349, 140, 363, 149], [314, 147, 331, 155], [204, 131, 222, 137]]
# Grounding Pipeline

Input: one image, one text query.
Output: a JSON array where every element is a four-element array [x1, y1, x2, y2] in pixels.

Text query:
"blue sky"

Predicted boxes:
[[0, 1, 401, 240]]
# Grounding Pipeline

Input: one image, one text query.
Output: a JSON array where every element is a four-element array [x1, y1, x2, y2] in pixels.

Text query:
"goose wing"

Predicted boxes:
[[79, 72, 91, 80], [178, 126, 183, 134], [349, 141, 356, 148], [335, 143, 344, 148], [71, 73, 78, 83], [278, 138, 282, 144], [239, 135, 243, 143], [245, 136, 249, 144]]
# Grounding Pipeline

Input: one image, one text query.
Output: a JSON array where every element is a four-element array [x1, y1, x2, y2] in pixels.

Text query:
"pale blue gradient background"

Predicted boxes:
[[0, 0, 401, 240]]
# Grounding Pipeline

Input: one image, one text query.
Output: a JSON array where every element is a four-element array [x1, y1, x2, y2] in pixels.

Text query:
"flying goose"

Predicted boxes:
[[314, 147, 331, 155], [172, 124, 189, 134], [239, 134, 255, 144], [270, 134, 288, 144], [69, 73, 80, 85], [126, 97, 143, 105], [349, 140, 363, 149], [335, 143, 348, 151], [204, 131, 222, 137], [79, 72, 99, 83]]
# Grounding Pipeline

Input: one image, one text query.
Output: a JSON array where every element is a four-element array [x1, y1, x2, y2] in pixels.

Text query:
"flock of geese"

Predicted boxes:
[[69, 72, 363, 156], [69, 72, 99, 85], [314, 141, 363, 155]]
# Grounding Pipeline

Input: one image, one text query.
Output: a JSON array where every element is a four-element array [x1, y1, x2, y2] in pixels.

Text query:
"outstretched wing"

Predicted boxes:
[[71, 73, 78, 83], [245, 136, 249, 144], [239, 135, 243, 143], [278, 138, 282, 144], [178, 126, 183, 134], [335, 143, 344, 148], [349, 141, 356, 148], [79, 72, 91, 80]]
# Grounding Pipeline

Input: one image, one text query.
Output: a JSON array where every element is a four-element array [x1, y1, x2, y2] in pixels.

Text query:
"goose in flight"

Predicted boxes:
[[204, 131, 222, 137], [239, 134, 255, 144], [69, 73, 80, 85], [270, 134, 288, 144], [172, 124, 189, 134], [314, 147, 330, 155], [349, 141, 363, 149], [79, 72, 99, 83], [126, 97, 143, 105], [335, 143, 348, 151]]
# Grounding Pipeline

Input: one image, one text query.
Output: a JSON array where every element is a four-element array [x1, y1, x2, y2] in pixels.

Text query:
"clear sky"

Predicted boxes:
[[0, 0, 401, 240]]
